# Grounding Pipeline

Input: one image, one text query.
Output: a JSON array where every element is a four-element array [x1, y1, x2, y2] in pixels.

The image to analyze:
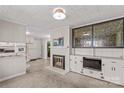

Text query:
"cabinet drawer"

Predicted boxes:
[[102, 58, 124, 67], [83, 68, 103, 79]]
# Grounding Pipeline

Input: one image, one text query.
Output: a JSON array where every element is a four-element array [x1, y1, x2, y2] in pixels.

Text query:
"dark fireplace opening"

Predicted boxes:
[[53, 55, 65, 69], [83, 57, 102, 71]]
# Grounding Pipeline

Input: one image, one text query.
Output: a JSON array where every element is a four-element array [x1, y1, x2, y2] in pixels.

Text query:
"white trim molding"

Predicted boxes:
[[0, 72, 26, 82]]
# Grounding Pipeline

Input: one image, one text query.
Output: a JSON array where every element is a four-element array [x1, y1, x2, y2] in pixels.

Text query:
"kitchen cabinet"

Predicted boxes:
[[0, 56, 26, 81], [70, 55, 83, 74], [0, 20, 26, 43]]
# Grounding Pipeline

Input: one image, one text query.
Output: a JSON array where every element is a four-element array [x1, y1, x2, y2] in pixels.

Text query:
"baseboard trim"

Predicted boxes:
[[0, 72, 26, 82]]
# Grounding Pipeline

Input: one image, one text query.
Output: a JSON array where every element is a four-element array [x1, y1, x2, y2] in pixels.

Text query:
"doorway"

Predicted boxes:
[[47, 41, 50, 58]]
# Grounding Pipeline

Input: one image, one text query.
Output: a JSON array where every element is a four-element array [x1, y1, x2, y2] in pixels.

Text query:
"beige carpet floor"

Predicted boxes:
[[0, 59, 123, 88]]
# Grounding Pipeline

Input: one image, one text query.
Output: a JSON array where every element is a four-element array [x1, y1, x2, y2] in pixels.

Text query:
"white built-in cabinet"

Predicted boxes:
[[102, 58, 124, 84], [69, 55, 124, 86], [70, 55, 83, 74], [121, 67, 124, 85], [0, 20, 26, 43], [0, 56, 26, 81]]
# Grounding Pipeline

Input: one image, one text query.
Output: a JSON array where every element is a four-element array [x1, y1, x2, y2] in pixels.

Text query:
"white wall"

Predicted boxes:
[[50, 26, 70, 71], [41, 38, 50, 59], [0, 19, 26, 43], [73, 48, 124, 59], [26, 36, 43, 61], [74, 48, 94, 56], [26, 35, 50, 61], [94, 48, 123, 58], [51, 26, 70, 49]]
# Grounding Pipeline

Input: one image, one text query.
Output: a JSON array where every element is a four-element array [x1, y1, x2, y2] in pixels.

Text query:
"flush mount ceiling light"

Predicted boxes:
[[53, 7, 66, 20], [26, 31, 31, 35]]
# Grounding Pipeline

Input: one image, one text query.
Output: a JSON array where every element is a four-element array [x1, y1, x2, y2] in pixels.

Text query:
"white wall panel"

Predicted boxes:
[[50, 26, 70, 48], [71, 48, 75, 55], [50, 26, 70, 71], [75, 48, 94, 56], [95, 48, 123, 58], [26, 37, 42, 61]]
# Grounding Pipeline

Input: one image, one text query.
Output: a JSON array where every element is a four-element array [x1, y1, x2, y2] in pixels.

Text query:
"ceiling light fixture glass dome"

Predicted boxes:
[[26, 31, 31, 35], [53, 7, 66, 20]]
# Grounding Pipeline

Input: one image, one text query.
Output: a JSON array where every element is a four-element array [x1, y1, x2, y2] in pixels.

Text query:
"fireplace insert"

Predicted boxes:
[[53, 55, 65, 69], [83, 57, 102, 71]]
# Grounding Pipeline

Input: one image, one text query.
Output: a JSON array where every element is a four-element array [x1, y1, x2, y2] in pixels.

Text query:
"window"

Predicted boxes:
[[93, 19, 123, 47], [72, 26, 92, 48], [72, 18, 124, 48]]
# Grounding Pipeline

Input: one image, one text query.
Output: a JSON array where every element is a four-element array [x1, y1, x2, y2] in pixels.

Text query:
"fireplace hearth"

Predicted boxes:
[[53, 55, 65, 69]]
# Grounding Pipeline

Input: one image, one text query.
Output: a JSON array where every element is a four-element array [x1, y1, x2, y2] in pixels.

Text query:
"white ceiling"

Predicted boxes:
[[0, 5, 124, 38]]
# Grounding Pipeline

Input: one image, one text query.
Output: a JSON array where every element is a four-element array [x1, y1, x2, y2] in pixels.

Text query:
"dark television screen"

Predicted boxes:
[[83, 57, 102, 71]]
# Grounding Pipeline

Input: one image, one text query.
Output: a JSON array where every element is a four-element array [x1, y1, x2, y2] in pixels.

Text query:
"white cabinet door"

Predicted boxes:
[[76, 61, 83, 74], [75, 56, 83, 73], [103, 59, 114, 81], [115, 62, 124, 85], [70, 60, 76, 72], [113, 65, 122, 84], [120, 66, 124, 85], [109, 63, 121, 84], [70, 55, 83, 74], [70, 55, 76, 72], [0, 56, 26, 80], [103, 59, 123, 84]]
